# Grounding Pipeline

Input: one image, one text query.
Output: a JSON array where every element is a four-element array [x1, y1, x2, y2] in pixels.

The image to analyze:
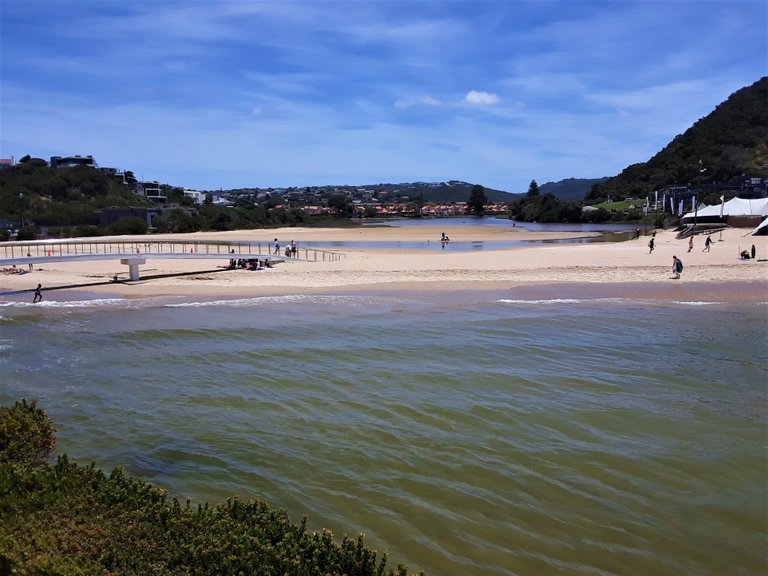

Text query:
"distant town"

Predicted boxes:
[[1, 153, 766, 240]]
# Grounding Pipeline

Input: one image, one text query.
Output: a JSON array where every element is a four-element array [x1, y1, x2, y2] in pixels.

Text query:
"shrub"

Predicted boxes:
[[0, 399, 56, 466]]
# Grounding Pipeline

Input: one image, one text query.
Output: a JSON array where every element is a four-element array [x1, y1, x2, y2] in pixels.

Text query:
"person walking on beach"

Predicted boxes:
[[672, 256, 682, 279], [687, 236, 693, 253], [703, 236, 712, 252], [273, 238, 280, 255], [32, 283, 43, 303], [648, 237, 655, 253]]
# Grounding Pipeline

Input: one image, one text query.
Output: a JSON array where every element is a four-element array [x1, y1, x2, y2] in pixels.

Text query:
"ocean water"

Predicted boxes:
[[1, 291, 766, 576]]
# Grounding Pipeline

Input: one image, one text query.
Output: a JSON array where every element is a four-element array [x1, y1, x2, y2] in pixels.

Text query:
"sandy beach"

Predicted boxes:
[[1, 223, 766, 303]]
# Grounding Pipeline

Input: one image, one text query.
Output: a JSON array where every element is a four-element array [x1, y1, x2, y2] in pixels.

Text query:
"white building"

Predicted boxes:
[[183, 189, 205, 204]]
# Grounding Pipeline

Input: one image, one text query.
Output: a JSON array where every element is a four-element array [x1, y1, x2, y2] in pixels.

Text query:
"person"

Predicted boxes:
[[672, 256, 682, 279], [290, 240, 297, 257], [229, 249, 236, 269], [635, 228, 641, 239], [751, 244, 756, 259], [648, 237, 655, 253], [740, 250, 750, 260], [273, 238, 280, 255], [27, 252, 33, 271], [687, 236, 693, 252], [33, 283, 43, 303], [703, 236, 712, 252]]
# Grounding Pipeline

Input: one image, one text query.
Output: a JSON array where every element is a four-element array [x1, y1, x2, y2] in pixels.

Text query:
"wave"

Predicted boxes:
[[497, 298, 603, 305], [0, 298, 126, 309], [165, 294, 378, 308]]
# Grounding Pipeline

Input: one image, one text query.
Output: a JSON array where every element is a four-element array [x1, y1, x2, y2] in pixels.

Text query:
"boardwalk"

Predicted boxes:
[[1, 239, 344, 280]]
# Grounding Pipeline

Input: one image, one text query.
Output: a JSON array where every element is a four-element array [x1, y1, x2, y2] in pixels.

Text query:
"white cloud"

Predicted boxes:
[[465, 90, 500, 106]]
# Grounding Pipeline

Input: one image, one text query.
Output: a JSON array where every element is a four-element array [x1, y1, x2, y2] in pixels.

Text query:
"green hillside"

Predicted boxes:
[[587, 77, 768, 202]]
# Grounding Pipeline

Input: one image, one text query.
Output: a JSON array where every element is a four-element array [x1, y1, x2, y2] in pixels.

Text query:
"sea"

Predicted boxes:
[[1, 288, 766, 576]]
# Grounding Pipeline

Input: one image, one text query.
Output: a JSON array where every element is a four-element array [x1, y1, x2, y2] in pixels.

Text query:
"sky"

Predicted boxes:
[[1, 1, 765, 193]]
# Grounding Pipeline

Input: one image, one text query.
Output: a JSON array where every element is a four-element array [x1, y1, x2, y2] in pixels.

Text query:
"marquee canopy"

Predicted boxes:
[[682, 197, 768, 220]]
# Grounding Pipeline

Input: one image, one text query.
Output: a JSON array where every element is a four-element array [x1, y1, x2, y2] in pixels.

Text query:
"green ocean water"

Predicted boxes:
[[1, 291, 766, 575]]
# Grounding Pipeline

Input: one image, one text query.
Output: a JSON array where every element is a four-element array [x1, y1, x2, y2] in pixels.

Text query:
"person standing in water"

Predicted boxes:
[[33, 283, 43, 303]]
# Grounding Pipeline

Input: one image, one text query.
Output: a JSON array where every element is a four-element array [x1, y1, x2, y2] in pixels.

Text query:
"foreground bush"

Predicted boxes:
[[0, 400, 56, 466], [0, 400, 422, 576]]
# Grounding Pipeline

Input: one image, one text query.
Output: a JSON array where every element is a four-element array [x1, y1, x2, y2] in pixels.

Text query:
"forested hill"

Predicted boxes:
[[587, 76, 768, 202]]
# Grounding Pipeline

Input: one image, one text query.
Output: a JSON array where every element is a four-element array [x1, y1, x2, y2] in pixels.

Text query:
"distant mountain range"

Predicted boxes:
[[239, 178, 606, 204]]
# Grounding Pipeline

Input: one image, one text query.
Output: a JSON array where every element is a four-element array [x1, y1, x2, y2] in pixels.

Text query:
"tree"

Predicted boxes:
[[327, 195, 354, 217], [527, 180, 540, 197], [467, 184, 488, 215]]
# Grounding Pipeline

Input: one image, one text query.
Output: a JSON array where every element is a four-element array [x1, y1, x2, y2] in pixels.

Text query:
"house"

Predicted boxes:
[[50, 155, 95, 168], [183, 189, 205, 204], [140, 181, 166, 203]]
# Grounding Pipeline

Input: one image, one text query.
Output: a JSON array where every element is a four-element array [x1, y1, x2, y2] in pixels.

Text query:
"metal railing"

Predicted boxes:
[[1, 239, 345, 262]]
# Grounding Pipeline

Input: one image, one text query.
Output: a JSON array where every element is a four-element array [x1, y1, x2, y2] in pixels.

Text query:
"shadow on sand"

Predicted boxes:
[[0, 267, 231, 297]]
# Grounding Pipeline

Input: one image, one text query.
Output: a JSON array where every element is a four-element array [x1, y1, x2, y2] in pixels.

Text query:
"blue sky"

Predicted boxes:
[[1, 1, 765, 193]]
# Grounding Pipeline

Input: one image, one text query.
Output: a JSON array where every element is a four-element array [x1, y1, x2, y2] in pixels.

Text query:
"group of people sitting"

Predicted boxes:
[[229, 258, 272, 271], [2, 264, 26, 275]]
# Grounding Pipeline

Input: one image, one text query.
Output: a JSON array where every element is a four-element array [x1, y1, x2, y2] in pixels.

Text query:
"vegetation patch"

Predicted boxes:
[[0, 400, 422, 576]]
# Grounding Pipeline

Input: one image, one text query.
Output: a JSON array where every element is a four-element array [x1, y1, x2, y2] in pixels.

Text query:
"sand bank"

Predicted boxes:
[[1, 224, 766, 303]]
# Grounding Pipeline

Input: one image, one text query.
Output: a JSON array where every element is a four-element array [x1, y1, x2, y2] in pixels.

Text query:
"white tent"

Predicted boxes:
[[682, 197, 768, 220], [749, 216, 768, 235]]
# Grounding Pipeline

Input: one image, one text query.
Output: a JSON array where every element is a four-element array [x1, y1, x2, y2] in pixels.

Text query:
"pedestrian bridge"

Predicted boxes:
[[0, 239, 344, 280]]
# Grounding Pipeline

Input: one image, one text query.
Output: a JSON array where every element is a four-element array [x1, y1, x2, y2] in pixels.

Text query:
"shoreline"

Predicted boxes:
[[2, 224, 767, 305]]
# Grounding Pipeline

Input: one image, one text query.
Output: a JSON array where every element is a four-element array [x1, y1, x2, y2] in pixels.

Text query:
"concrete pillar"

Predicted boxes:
[[120, 258, 146, 281]]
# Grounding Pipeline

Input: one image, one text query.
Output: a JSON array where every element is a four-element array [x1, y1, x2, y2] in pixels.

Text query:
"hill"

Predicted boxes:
[[238, 180, 518, 204], [588, 77, 768, 202], [538, 178, 608, 201], [364, 181, 516, 203]]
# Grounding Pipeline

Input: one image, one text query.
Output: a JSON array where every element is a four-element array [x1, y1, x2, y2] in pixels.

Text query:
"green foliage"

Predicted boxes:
[[109, 216, 149, 236], [509, 193, 585, 223], [328, 195, 355, 217], [15, 226, 38, 241], [526, 180, 540, 197], [0, 401, 423, 576], [466, 185, 488, 215], [0, 400, 56, 466], [0, 161, 151, 229]]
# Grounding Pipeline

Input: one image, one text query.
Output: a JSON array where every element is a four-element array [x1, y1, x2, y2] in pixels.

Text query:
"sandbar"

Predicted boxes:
[[1, 223, 766, 304]]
